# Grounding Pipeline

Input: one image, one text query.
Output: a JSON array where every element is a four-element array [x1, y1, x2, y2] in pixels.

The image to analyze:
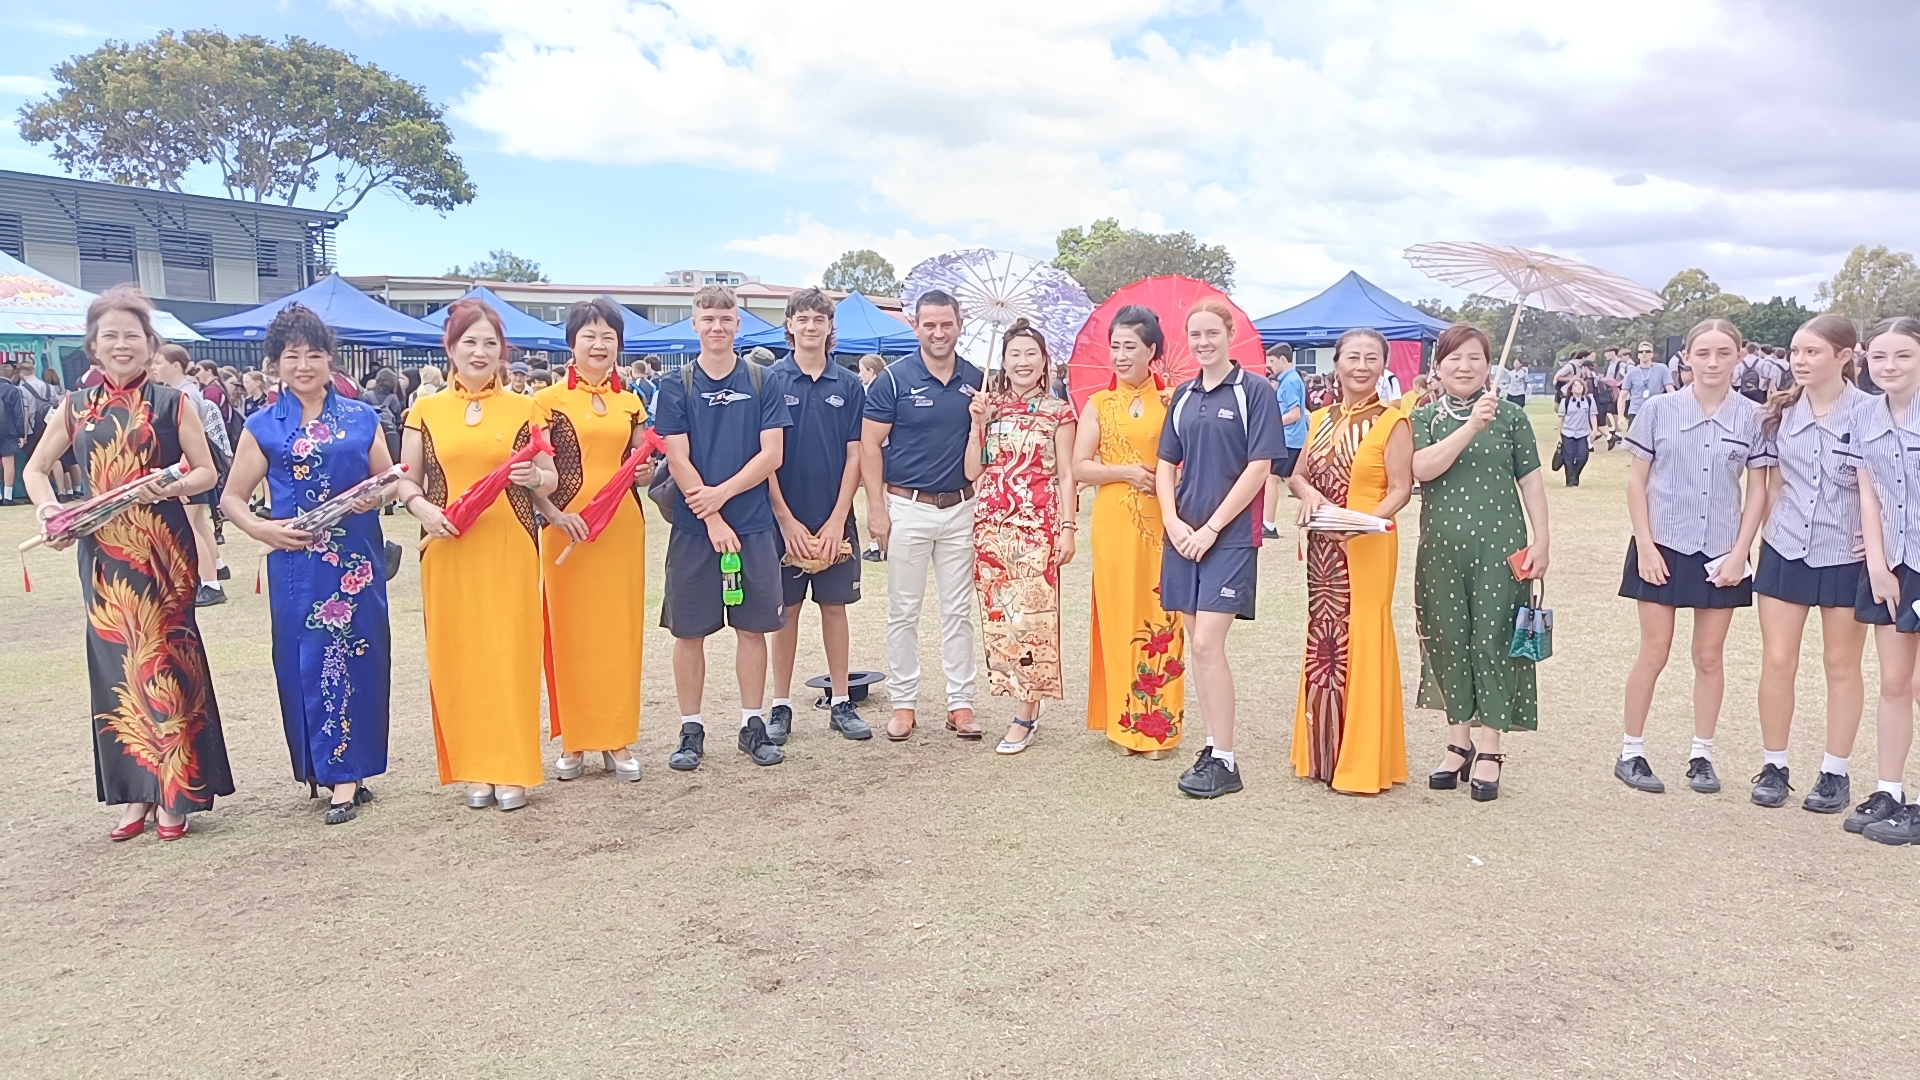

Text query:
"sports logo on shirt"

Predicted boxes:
[[1217, 408, 1236, 420], [785, 394, 801, 406], [826, 394, 845, 407], [702, 388, 752, 407], [1219, 586, 1238, 598]]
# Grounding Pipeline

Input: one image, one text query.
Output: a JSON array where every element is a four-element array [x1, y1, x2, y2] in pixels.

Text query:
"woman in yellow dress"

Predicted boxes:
[[1288, 328, 1414, 794], [1074, 305, 1185, 757], [531, 299, 654, 783], [393, 299, 558, 811]]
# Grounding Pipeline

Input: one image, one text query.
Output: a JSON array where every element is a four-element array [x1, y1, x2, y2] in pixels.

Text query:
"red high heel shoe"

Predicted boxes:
[[110, 808, 154, 842], [155, 815, 190, 841]]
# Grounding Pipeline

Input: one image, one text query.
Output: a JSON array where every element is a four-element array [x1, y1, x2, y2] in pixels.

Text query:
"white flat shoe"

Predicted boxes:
[[995, 719, 1037, 755], [603, 750, 641, 782], [465, 784, 495, 809], [556, 753, 584, 781]]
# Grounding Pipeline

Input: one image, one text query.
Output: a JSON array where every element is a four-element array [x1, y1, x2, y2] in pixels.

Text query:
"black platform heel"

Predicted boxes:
[[1470, 754, 1505, 802], [1428, 738, 1476, 790]]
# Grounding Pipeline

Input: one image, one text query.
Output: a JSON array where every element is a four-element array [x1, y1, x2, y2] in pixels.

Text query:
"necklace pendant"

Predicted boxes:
[[1129, 397, 1144, 419], [465, 400, 484, 426], [590, 392, 607, 416]]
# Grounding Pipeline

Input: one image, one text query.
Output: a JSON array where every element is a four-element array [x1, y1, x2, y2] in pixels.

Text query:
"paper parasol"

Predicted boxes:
[[286, 464, 408, 539], [418, 425, 553, 551], [1064, 276, 1264, 413], [1404, 242, 1664, 366], [900, 249, 1093, 370], [553, 427, 665, 565]]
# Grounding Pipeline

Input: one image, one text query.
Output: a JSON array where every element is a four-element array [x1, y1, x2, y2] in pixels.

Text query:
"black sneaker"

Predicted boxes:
[[216, 564, 231, 581], [1613, 754, 1664, 793], [1803, 771, 1851, 814], [194, 584, 227, 607], [1749, 763, 1791, 808], [1686, 757, 1721, 794], [1180, 745, 1214, 782], [668, 722, 705, 771], [863, 546, 883, 562], [1261, 524, 1280, 540], [1844, 790, 1904, 834], [738, 717, 784, 766], [1178, 755, 1243, 799], [1862, 803, 1920, 846], [765, 704, 792, 746], [829, 701, 872, 740]]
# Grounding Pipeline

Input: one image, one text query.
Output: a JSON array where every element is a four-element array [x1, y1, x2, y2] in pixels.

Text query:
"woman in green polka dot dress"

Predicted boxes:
[[1410, 324, 1553, 801]]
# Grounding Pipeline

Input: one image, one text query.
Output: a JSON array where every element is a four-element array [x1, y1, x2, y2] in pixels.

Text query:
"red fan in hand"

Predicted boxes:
[[420, 425, 554, 550], [553, 427, 666, 565]]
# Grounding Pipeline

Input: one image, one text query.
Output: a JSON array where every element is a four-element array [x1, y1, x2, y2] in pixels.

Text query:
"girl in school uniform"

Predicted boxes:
[[1848, 316, 1920, 844], [1616, 319, 1772, 796], [1750, 315, 1871, 813]]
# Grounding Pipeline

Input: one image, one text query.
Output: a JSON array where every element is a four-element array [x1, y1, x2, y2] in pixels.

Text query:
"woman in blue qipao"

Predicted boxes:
[[221, 304, 394, 824]]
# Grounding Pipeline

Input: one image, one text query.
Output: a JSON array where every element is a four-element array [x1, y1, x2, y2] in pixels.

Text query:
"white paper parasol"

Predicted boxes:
[[900, 249, 1093, 369], [1404, 242, 1663, 366]]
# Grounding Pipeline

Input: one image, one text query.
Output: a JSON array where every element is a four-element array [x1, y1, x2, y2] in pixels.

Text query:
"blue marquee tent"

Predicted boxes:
[[602, 297, 661, 352], [732, 291, 917, 355], [422, 285, 568, 351], [633, 308, 782, 356], [195, 274, 445, 349], [1252, 271, 1450, 347]]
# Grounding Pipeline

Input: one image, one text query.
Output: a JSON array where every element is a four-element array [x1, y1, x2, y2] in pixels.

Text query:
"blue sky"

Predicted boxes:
[[3, 1, 1917, 315]]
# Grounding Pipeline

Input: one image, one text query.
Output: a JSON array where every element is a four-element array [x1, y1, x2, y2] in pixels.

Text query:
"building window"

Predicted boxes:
[[0, 211, 22, 260], [257, 238, 280, 278], [76, 221, 137, 292], [650, 306, 691, 324], [160, 229, 214, 302]]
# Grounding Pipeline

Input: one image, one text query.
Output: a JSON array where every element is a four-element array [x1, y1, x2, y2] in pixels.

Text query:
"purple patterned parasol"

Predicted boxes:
[[900, 249, 1094, 370]]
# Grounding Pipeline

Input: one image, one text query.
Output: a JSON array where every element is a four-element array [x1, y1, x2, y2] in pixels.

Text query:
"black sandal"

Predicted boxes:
[[1428, 739, 1476, 790], [1470, 754, 1505, 802]]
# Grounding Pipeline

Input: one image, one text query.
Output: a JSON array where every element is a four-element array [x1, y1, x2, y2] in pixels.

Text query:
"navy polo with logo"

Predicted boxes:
[[771, 357, 866, 532], [863, 351, 985, 494], [1157, 364, 1288, 547], [652, 359, 792, 534]]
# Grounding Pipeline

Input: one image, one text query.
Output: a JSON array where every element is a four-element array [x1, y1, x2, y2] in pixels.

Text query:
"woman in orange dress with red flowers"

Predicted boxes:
[[965, 319, 1076, 753]]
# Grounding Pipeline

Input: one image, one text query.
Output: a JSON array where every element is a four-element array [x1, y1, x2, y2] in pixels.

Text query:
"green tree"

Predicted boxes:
[[1417, 296, 1588, 368], [18, 30, 474, 213], [1053, 217, 1129, 275], [1817, 245, 1920, 323], [820, 249, 899, 296], [448, 250, 547, 283], [1733, 296, 1814, 348]]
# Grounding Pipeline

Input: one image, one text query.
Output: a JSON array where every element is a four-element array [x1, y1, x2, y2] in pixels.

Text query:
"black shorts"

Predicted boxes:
[[1618, 539, 1752, 609], [1270, 445, 1301, 478], [1854, 563, 1920, 632], [660, 525, 787, 639], [1504, 394, 1528, 409], [1754, 542, 1865, 609], [780, 522, 862, 607], [0, 435, 21, 456], [1160, 543, 1257, 619]]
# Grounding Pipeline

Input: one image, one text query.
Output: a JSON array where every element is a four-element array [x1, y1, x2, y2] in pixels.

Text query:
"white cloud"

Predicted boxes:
[[0, 74, 55, 96], [342, 0, 1920, 311]]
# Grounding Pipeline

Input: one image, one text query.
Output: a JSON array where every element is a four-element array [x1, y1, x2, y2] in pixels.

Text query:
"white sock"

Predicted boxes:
[[1215, 749, 1236, 772], [681, 714, 702, 731], [203, 580, 223, 591], [216, 558, 227, 570], [1, 486, 11, 499], [1763, 749, 1790, 769], [1205, 735, 1216, 749], [1821, 753, 1850, 776], [831, 695, 850, 706], [1880, 781, 1905, 800], [741, 709, 760, 729], [1263, 519, 1276, 530], [1691, 737, 1714, 762], [771, 698, 791, 710], [1621, 735, 1646, 761]]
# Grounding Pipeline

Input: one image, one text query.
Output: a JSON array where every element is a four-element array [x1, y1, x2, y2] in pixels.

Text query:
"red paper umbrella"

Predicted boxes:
[[420, 424, 555, 550], [553, 427, 666, 564], [1064, 276, 1266, 413]]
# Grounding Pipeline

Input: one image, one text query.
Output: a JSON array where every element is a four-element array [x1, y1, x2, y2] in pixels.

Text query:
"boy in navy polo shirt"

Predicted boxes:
[[767, 287, 873, 743], [652, 285, 794, 771], [1156, 301, 1287, 799], [861, 290, 988, 740]]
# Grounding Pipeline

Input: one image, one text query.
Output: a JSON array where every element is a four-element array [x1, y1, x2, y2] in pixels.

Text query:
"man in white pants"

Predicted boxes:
[[861, 290, 986, 741]]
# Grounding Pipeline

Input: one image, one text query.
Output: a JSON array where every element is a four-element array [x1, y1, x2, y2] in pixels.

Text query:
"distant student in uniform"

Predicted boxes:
[[767, 288, 873, 744], [1156, 301, 1287, 799], [1616, 319, 1770, 797], [653, 285, 794, 772], [1260, 342, 1308, 540]]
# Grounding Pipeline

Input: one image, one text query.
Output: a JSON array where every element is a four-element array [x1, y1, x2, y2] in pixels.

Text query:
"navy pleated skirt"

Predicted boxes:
[[1754, 542, 1866, 609], [1853, 562, 1920, 632], [1619, 539, 1753, 609]]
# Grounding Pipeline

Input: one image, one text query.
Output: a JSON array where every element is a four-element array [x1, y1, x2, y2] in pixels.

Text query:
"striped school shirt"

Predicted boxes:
[[1855, 394, 1920, 573], [1623, 386, 1771, 557], [1759, 383, 1870, 567]]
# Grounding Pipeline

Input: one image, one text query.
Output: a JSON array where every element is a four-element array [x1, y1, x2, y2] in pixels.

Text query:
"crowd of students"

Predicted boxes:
[[16, 281, 1920, 848]]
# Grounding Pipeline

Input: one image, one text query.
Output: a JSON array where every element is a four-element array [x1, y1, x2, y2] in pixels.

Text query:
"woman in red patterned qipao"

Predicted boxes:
[[966, 319, 1077, 753]]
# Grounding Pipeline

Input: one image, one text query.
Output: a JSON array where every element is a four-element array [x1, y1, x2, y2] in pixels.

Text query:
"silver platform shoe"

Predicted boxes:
[[465, 784, 495, 809], [494, 785, 528, 812], [604, 750, 641, 783], [555, 753, 585, 781]]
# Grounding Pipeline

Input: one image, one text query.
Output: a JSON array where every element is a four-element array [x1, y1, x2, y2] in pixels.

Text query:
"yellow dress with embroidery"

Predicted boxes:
[[1084, 381, 1186, 751], [407, 385, 545, 788], [533, 373, 648, 753]]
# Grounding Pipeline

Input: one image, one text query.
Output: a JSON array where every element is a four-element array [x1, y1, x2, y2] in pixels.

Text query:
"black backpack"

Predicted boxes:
[[1737, 358, 1769, 402]]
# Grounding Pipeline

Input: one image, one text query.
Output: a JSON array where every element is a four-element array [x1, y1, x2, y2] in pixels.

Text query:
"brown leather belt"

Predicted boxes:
[[887, 483, 975, 509]]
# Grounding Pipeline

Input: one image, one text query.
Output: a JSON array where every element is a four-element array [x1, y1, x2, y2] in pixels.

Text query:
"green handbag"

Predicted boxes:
[[1509, 583, 1553, 662]]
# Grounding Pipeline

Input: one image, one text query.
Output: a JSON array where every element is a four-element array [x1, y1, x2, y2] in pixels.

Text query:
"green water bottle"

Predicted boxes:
[[720, 551, 743, 607]]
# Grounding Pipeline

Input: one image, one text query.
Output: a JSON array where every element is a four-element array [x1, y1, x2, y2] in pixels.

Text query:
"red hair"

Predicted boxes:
[[441, 298, 508, 355], [1185, 299, 1235, 337]]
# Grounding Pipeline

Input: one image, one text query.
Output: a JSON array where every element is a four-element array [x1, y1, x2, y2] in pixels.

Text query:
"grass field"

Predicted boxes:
[[2, 403, 1915, 1079]]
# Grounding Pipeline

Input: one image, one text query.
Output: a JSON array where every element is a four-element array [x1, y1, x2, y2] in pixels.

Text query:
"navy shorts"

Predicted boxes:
[[1854, 563, 1920, 632], [780, 523, 862, 607], [1270, 445, 1301, 478], [1160, 543, 1257, 619], [661, 525, 786, 639]]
